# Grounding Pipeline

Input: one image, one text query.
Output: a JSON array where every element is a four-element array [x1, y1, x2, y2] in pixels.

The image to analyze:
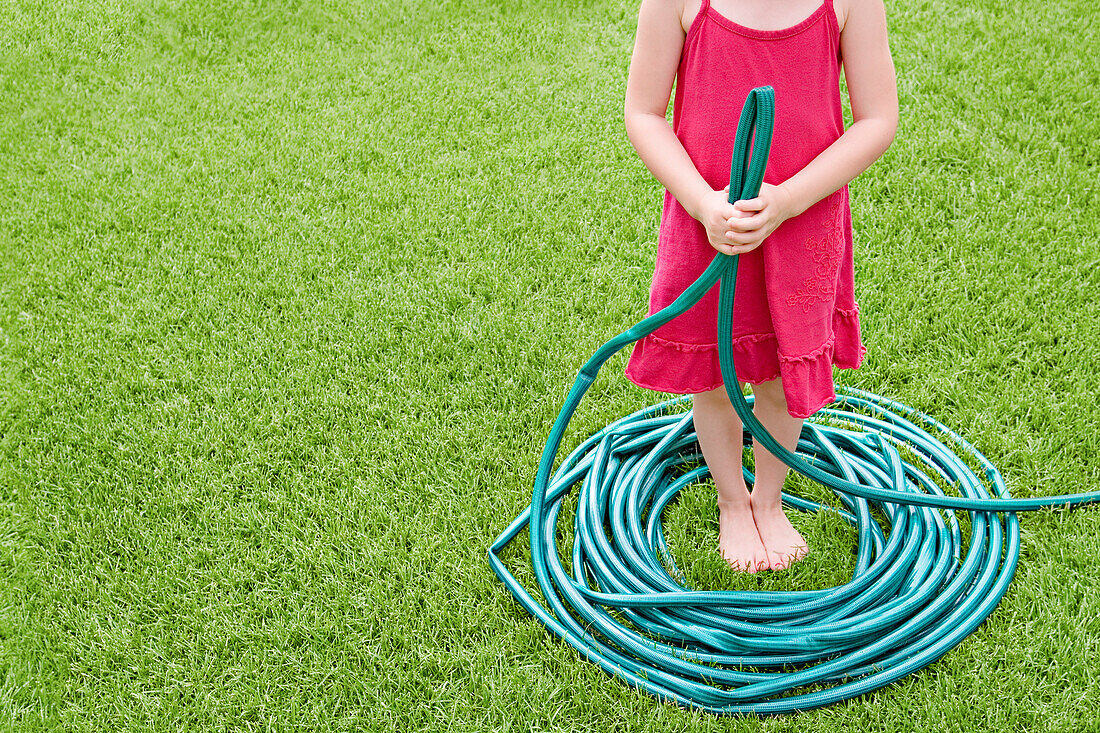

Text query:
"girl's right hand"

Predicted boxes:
[[696, 186, 759, 256]]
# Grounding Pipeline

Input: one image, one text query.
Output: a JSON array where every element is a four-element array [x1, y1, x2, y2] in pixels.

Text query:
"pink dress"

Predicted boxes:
[[624, 0, 866, 419]]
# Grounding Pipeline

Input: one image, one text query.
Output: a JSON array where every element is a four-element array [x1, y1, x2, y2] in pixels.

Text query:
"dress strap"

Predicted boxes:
[[821, 0, 840, 37], [687, 0, 710, 38]]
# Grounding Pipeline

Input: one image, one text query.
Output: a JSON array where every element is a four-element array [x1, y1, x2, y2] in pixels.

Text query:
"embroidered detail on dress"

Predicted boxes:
[[786, 194, 845, 314]]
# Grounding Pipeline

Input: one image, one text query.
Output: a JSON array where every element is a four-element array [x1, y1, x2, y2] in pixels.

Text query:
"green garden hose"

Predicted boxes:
[[488, 86, 1100, 714]]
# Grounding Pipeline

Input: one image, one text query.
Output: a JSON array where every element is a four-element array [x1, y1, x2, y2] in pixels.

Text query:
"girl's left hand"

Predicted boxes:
[[723, 182, 797, 251]]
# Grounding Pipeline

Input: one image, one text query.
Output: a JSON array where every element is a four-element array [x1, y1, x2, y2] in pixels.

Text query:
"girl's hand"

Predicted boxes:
[[696, 187, 754, 256], [697, 183, 795, 255], [723, 182, 796, 252]]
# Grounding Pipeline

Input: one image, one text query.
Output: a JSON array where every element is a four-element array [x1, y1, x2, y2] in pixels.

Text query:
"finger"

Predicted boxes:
[[728, 241, 761, 254], [711, 235, 752, 254], [726, 214, 765, 232], [734, 197, 765, 212], [720, 243, 758, 256], [725, 230, 761, 246]]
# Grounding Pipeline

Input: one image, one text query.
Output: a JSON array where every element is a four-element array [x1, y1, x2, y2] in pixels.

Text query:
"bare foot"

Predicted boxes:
[[717, 500, 770, 573], [750, 497, 808, 571]]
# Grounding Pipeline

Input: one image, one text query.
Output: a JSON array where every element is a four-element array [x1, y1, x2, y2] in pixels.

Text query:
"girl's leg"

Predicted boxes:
[[692, 385, 769, 573], [749, 377, 809, 570]]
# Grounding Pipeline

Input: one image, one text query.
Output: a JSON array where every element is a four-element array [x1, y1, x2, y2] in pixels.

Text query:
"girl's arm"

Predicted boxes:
[[729, 0, 898, 247], [625, 0, 748, 255]]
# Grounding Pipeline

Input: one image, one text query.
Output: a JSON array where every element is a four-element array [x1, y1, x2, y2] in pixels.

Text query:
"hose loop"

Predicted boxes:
[[488, 86, 1098, 714]]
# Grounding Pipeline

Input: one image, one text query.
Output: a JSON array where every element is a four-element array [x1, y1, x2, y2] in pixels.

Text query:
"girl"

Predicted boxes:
[[623, 0, 897, 572]]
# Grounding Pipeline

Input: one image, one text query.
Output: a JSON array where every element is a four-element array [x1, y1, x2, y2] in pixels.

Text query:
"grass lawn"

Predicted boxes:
[[2, 0, 1099, 729]]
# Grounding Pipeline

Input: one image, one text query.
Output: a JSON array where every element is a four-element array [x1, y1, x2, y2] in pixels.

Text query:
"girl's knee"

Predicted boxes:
[[751, 378, 789, 411], [692, 383, 745, 408]]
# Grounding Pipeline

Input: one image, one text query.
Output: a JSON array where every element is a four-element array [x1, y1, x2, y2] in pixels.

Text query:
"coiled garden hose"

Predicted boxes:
[[488, 86, 1100, 714]]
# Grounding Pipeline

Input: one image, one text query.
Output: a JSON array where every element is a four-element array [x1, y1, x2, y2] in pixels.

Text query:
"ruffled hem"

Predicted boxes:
[[625, 331, 782, 395], [624, 306, 866, 419], [832, 304, 867, 370]]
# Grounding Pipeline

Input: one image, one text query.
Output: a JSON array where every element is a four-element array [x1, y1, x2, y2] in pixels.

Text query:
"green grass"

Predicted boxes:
[[2, 0, 1099, 729]]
